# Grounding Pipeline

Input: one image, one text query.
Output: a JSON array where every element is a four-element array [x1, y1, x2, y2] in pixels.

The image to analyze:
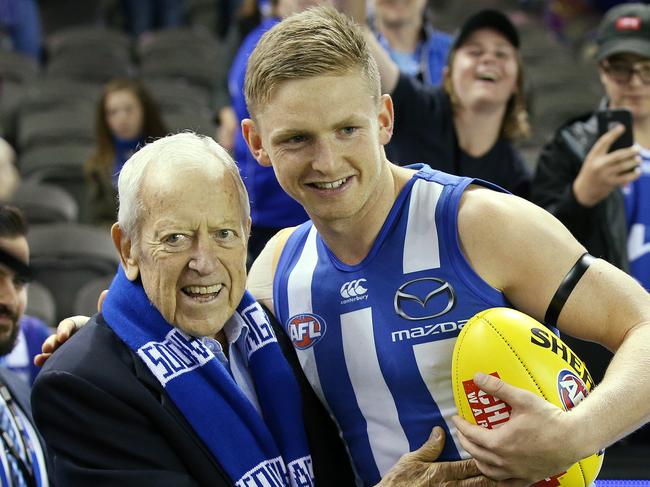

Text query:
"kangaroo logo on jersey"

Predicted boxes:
[[286, 313, 327, 350], [557, 369, 588, 411], [394, 277, 456, 321], [340, 279, 367, 299]]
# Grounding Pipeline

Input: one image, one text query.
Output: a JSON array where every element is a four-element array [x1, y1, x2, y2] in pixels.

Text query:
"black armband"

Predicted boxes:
[[544, 252, 596, 327]]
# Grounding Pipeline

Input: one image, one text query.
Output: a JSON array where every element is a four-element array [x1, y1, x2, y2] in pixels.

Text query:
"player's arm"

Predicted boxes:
[[453, 187, 650, 482]]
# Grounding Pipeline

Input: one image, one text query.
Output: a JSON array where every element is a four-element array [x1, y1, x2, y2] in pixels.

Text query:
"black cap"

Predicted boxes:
[[452, 9, 520, 52], [596, 3, 650, 61]]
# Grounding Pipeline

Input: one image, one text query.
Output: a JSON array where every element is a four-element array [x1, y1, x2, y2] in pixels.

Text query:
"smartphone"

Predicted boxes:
[[597, 108, 634, 153]]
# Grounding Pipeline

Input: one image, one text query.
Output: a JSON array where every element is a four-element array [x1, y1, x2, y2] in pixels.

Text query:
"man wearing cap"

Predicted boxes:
[[365, 8, 532, 198], [532, 3, 650, 289], [0, 204, 51, 486]]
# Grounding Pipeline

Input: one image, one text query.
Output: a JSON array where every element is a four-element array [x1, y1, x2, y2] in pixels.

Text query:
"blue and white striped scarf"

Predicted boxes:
[[102, 267, 315, 486]]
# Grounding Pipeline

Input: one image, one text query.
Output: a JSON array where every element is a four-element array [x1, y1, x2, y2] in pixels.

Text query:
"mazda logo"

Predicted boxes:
[[394, 278, 456, 321]]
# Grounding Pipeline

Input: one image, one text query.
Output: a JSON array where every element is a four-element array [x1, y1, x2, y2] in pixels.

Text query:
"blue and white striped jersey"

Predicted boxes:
[[274, 166, 510, 486]]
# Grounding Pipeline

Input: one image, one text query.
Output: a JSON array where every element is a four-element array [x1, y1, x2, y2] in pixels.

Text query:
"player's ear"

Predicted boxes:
[[378, 94, 394, 146], [242, 118, 271, 167]]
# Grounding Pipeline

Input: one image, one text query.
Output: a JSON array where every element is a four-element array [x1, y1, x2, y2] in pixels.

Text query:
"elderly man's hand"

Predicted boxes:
[[377, 427, 497, 487], [453, 373, 581, 485]]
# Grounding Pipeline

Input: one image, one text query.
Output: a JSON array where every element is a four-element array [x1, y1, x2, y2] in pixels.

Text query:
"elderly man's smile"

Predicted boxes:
[[181, 284, 224, 303]]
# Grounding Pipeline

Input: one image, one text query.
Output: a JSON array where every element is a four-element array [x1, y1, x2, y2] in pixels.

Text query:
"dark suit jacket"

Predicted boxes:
[[31, 313, 356, 487], [31, 314, 232, 487], [0, 367, 55, 485]]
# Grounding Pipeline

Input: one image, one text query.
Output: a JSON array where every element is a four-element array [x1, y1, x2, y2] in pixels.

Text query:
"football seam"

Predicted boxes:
[[481, 316, 548, 401]]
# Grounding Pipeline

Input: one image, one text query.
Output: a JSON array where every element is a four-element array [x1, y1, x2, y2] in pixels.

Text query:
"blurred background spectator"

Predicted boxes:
[[370, 0, 452, 86], [122, 0, 183, 37], [219, 0, 320, 264], [85, 78, 168, 227], [0, 0, 42, 60], [366, 8, 532, 197]]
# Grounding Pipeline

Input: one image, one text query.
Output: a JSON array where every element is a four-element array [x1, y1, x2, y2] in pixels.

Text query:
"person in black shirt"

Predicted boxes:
[[358, 8, 532, 198]]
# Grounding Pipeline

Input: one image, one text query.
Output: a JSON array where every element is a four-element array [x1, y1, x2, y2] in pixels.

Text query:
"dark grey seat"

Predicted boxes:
[[26, 281, 57, 327], [19, 143, 94, 223], [0, 50, 39, 84], [27, 223, 119, 322], [164, 111, 217, 137], [16, 107, 95, 151], [73, 274, 114, 317], [137, 28, 221, 96], [13, 181, 79, 224]]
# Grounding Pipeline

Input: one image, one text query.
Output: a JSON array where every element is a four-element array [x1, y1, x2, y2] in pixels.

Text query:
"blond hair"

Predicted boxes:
[[245, 6, 380, 117], [443, 50, 530, 141]]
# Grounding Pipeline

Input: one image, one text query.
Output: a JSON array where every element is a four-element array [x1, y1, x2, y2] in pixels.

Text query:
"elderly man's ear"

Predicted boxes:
[[111, 223, 140, 281]]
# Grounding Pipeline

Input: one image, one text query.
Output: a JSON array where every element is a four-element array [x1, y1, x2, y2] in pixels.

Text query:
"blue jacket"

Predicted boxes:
[[228, 18, 308, 229]]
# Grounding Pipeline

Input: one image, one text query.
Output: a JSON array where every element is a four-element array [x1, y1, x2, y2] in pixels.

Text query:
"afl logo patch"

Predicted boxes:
[[287, 313, 327, 350], [557, 369, 588, 411]]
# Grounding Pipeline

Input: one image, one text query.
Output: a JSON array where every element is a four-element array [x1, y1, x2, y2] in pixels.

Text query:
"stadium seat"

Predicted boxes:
[[142, 78, 212, 116], [164, 111, 217, 137], [26, 281, 57, 327], [17, 78, 100, 118], [27, 223, 119, 322], [46, 26, 131, 59], [16, 106, 95, 150], [0, 50, 39, 84], [73, 275, 114, 317], [46, 49, 133, 85], [0, 80, 27, 143], [137, 28, 221, 96], [13, 181, 79, 224]]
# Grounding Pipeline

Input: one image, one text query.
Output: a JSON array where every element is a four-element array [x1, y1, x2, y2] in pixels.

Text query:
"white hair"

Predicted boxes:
[[117, 132, 250, 239]]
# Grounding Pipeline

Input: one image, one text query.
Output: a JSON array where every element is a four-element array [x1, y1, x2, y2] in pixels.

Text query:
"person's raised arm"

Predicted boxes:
[[452, 187, 650, 483], [338, 0, 400, 94]]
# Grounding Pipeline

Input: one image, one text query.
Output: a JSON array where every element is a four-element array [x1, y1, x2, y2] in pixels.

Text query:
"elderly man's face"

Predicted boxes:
[[119, 163, 249, 338], [0, 236, 28, 355]]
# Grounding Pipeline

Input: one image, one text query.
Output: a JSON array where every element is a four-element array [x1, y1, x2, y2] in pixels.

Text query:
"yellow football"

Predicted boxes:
[[451, 307, 604, 486]]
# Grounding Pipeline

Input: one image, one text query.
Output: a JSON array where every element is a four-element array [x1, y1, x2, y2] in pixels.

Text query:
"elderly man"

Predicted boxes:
[[31, 133, 315, 486], [0, 205, 51, 486]]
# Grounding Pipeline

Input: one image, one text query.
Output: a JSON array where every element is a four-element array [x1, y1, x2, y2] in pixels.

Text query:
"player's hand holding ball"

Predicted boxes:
[[451, 308, 604, 486]]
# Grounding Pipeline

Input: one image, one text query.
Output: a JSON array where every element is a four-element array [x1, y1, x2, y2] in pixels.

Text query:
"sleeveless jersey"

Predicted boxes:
[[273, 167, 511, 486]]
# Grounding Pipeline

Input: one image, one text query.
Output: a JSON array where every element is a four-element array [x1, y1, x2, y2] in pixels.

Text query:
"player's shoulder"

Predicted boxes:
[[248, 226, 300, 314], [458, 184, 548, 229]]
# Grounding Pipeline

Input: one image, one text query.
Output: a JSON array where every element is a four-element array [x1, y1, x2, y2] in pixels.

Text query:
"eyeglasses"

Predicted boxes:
[[601, 61, 650, 84]]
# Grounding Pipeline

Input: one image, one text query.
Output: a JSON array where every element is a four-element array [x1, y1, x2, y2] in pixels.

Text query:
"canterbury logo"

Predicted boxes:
[[340, 279, 368, 299]]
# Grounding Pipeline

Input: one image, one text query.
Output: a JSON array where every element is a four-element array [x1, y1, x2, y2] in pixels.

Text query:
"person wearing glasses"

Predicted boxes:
[[532, 3, 650, 285]]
